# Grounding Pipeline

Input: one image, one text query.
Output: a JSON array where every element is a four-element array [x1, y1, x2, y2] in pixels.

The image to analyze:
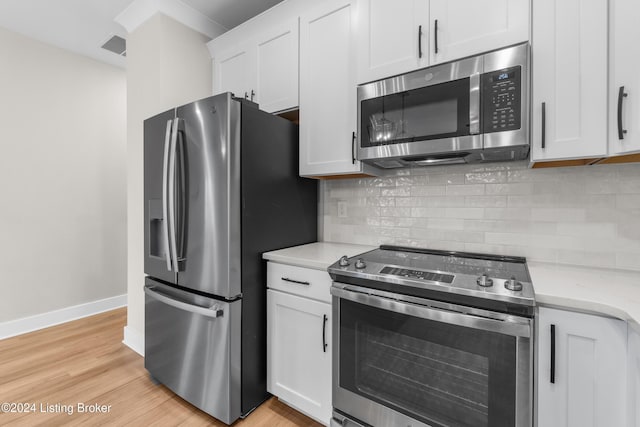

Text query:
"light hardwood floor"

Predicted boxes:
[[0, 308, 323, 426]]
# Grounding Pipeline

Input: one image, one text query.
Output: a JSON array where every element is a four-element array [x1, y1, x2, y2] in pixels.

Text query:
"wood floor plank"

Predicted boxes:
[[0, 308, 323, 427]]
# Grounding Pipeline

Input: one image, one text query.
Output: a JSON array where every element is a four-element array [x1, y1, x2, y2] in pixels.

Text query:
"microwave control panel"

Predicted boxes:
[[481, 66, 521, 134]]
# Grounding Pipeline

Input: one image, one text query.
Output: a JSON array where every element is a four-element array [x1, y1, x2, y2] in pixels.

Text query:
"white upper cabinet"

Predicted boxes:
[[537, 307, 627, 427], [255, 18, 299, 113], [356, 0, 429, 84], [609, 0, 640, 156], [211, 18, 299, 113], [531, 0, 608, 162], [214, 41, 255, 102], [300, 0, 369, 177], [429, 0, 529, 65], [356, 0, 529, 84]]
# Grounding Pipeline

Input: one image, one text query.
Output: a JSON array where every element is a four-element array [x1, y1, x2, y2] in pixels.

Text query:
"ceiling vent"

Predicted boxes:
[[101, 35, 126, 57]]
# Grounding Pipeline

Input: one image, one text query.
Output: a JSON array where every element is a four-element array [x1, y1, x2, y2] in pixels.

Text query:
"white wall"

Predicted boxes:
[[125, 13, 214, 353], [322, 162, 640, 271], [0, 27, 127, 322]]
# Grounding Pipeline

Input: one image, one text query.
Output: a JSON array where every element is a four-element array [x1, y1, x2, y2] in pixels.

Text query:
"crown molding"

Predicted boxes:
[[115, 0, 227, 39]]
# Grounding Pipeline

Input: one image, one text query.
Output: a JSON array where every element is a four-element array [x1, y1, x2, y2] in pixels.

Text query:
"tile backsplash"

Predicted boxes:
[[321, 161, 640, 271]]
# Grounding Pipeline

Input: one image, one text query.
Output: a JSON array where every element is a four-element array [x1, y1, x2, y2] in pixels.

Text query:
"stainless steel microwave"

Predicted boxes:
[[357, 43, 529, 168]]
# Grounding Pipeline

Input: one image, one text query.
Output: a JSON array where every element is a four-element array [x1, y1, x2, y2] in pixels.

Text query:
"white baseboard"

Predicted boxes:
[[0, 294, 127, 340], [123, 325, 145, 356]]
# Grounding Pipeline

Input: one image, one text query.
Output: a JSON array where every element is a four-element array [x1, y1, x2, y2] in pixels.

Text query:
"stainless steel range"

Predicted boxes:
[[328, 245, 535, 427]]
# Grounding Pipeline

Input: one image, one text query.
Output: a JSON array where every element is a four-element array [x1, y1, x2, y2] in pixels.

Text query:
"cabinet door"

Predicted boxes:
[[213, 41, 255, 100], [299, 0, 362, 177], [629, 327, 640, 427], [609, 0, 640, 156], [429, 0, 529, 65], [267, 290, 331, 426], [356, 0, 429, 84], [255, 18, 299, 113], [537, 307, 627, 427], [531, 0, 608, 162]]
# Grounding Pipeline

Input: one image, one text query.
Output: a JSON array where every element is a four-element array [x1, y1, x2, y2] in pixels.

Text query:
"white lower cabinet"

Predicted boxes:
[[629, 327, 640, 427], [267, 287, 331, 426], [537, 307, 627, 427]]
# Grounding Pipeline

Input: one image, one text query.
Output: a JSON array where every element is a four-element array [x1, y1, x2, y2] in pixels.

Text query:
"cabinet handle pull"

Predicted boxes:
[[550, 324, 556, 383], [322, 314, 328, 353], [352, 132, 356, 164], [541, 102, 546, 149], [618, 86, 628, 140], [434, 19, 439, 54], [418, 25, 423, 58], [281, 277, 310, 286], [250, 89, 256, 102]]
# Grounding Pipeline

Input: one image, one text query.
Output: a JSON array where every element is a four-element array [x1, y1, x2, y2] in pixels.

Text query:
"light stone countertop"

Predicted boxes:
[[528, 262, 640, 328], [264, 242, 640, 328], [263, 242, 376, 271]]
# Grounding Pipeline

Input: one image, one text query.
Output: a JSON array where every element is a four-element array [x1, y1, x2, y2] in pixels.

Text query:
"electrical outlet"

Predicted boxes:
[[337, 201, 348, 218]]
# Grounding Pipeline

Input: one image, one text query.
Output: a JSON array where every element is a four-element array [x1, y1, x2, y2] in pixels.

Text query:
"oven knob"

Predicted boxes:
[[505, 276, 523, 291], [355, 258, 366, 269], [477, 273, 493, 287], [338, 255, 350, 267]]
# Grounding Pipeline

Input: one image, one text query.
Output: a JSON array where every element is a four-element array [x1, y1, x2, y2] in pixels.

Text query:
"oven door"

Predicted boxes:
[[357, 55, 482, 168], [330, 284, 533, 427]]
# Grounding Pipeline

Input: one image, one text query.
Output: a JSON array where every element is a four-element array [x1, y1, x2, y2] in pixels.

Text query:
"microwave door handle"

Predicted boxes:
[[162, 119, 173, 271], [469, 73, 481, 135]]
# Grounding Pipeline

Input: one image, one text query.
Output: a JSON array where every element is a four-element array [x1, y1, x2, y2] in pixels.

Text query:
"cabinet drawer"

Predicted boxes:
[[267, 262, 332, 303]]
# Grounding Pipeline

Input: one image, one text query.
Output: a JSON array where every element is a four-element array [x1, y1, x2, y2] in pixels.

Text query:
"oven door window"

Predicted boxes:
[[339, 299, 516, 427], [360, 78, 471, 147]]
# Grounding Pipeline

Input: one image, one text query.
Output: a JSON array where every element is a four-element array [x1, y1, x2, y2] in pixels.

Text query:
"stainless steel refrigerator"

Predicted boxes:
[[142, 93, 317, 424]]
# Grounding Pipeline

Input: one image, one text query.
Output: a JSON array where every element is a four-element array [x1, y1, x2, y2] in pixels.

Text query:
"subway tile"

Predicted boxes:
[[380, 217, 415, 227], [508, 194, 558, 208], [380, 207, 411, 217], [556, 222, 617, 238], [446, 184, 485, 196], [465, 171, 508, 184], [411, 186, 446, 196], [464, 195, 508, 208], [616, 252, 640, 271], [484, 207, 532, 220], [620, 180, 640, 194], [485, 183, 533, 195], [410, 229, 484, 243], [427, 173, 466, 185], [616, 194, 640, 210], [411, 207, 447, 218], [424, 196, 466, 207], [530, 208, 586, 222], [381, 187, 411, 197], [319, 163, 640, 269], [465, 219, 557, 234], [444, 207, 484, 219], [366, 197, 395, 207], [427, 218, 465, 230]]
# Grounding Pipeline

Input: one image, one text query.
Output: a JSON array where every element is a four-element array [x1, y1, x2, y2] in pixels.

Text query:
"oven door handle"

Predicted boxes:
[[331, 286, 531, 338]]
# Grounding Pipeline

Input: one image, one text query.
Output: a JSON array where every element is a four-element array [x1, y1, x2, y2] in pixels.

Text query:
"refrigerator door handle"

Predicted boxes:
[[144, 285, 224, 318], [162, 119, 174, 271], [168, 118, 180, 272]]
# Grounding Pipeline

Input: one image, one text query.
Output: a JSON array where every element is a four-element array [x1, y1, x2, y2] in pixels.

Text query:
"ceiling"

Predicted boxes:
[[0, 0, 283, 68]]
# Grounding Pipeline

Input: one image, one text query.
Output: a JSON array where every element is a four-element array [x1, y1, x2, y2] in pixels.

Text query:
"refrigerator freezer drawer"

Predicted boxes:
[[144, 278, 241, 424]]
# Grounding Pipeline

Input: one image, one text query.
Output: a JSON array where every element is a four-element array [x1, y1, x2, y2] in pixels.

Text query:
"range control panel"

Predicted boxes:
[[481, 66, 522, 134], [380, 266, 454, 284]]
